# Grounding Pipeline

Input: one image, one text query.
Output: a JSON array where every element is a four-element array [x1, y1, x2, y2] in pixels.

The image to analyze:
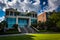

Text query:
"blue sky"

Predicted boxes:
[[0, 0, 60, 22], [0, 9, 5, 17]]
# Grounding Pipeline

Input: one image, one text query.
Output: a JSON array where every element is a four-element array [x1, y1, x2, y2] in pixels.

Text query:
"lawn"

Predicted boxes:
[[0, 34, 60, 40]]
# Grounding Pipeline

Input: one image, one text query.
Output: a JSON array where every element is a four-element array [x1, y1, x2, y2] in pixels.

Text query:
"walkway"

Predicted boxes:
[[0, 33, 30, 37]]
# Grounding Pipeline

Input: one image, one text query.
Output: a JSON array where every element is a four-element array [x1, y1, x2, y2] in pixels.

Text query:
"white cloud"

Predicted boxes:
[[0, 0, 41, 12], [23, 0, 30, 3], [48, 0, 57, 11], [44, 0, 60, 12], [33, 0, 40, 5], [0, 0, 60, 14], [43, 2, 46, 5]]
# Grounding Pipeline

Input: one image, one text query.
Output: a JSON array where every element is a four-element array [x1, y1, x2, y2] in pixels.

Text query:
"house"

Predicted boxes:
[[5, 8, 37, 28], [38, 12, 52, 22], [38, 12, 47, 22]]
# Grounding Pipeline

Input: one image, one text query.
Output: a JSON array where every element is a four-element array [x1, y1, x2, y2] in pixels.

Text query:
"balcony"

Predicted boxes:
[[5, 9, 37, 19]]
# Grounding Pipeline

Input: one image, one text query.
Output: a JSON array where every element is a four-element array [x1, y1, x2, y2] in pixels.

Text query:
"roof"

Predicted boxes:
[[28, 11, 37, 14], [6, 8, 18, 12]]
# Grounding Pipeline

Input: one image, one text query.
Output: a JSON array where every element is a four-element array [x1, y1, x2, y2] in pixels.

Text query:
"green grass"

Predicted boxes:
[[0, 34, 60, 40]]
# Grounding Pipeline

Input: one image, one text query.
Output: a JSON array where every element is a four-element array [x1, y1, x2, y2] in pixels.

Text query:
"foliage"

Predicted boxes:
[[49, 12, 60, 27], [31, 23, 37, 28], [1, 20, 8, 27], [45, 11, 60, 32], [56, 20, 60, 28], [0, 20, 8, 32], [49, 12, 59, 24], [12, 24, 18, 29], [37, 21, 47, 31]]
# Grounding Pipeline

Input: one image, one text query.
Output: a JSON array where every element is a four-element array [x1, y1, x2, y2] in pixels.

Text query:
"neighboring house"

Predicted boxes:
[[5, 8, 37, 28], [38, 12, 47, 22], [38, 12, 52, 22]]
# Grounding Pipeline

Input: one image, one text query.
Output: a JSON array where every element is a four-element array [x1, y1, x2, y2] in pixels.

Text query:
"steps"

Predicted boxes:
[[20, 27, 26, 33], [25, 27, 32, 33], [28, 27, 37, 33], [18, 27, 37, 33]]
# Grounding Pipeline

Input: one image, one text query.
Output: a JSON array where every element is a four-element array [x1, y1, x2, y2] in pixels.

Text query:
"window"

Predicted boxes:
[[10, 11, 13, 16], [31, 19, 37, 24], [6, 11, 9, 15], [6, 18, 16, 28], [35, 14, 37, 18], [14, 12, 17, 16]]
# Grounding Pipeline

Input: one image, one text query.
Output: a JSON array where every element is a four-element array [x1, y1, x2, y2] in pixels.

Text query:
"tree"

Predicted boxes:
[[47, 11, 60, 31], [0, 23, 2, 31], [37, 21, 47, 30], [1, 21, 8, 27], [56, 21, 60, 28], [31, 23, 37, 28], [56, 12, 60, 28], [0, 20, 8, 32]]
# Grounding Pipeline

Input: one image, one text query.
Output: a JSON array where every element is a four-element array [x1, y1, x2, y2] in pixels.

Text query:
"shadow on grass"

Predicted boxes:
[[0, 35, 35, 40]]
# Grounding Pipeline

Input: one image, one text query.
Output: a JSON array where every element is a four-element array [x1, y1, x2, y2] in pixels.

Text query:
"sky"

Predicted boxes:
[[0, 0, 60, 22]]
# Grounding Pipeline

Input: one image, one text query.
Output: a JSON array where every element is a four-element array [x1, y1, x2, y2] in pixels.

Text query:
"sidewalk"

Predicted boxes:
[[0, 33, 29, 37]]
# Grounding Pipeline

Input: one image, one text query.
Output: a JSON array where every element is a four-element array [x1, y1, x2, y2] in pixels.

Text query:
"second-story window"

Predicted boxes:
[[33, 14, 35, 17], [10, 11, 13, 16], [35, 14, 37, 18], [6, 11, 9, 15], [14, 12, 17, 16]]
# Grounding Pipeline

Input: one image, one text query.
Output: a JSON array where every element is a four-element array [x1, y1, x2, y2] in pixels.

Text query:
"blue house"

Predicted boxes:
[[5, 8, 37, 29]]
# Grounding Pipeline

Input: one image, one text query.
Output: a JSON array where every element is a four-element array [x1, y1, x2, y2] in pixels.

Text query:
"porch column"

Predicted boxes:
[[28, 18, 31, 27], [16, 16, 18, 24], [9, 11, 10, 16], [13, 12, 14, 16]]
